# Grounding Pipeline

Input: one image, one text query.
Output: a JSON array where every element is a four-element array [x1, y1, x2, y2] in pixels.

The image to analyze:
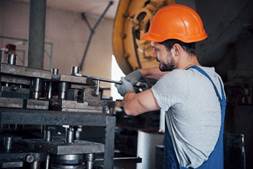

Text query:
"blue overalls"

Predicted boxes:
[[164, 65, 227, 169]]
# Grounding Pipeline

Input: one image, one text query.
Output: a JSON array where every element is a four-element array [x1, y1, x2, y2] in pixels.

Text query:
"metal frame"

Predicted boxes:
[[0, 108, 116, 169]]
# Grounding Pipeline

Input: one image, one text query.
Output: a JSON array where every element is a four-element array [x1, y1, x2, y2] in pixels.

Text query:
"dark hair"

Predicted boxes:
[[160, 39, 196, 55]]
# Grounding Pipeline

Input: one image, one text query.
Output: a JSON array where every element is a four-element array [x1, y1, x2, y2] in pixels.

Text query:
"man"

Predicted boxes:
[[116, 3, 226, 169]]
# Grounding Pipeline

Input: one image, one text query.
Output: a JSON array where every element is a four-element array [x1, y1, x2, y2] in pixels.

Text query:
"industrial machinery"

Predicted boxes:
[[0, 48, 116, 169], [113, 0, 253, 169]]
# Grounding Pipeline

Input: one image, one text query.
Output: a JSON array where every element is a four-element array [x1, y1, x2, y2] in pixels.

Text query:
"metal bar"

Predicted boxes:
[[104, 115, 115, 169], [95, 156, 142, 162], [79, 1, 114, 71], [93, 1, 114, 30], [81, 13, 93, 31], [79, 29, 94, 71], [28, 0, 47, 69], [82, 75, 122, 85], [0, 108, 109, 126]]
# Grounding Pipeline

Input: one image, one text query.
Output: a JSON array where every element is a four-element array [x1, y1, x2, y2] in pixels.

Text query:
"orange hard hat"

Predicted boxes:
[[142, 3, 208, 43]]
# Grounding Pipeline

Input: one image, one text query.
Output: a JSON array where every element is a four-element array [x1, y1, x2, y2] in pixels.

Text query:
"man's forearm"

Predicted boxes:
[[139, 67, 167, 80]]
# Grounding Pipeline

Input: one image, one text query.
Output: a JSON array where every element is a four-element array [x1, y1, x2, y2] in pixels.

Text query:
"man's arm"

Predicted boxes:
[[123, 89, 160, 116], [140, 67, 167, 80]]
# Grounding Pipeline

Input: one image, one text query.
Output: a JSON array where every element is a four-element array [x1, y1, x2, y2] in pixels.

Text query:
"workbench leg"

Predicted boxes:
[[104, 116, 115, 169]]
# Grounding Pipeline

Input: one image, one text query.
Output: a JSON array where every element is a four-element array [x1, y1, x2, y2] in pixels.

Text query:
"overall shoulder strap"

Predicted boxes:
[[188, 65, 224, 101]]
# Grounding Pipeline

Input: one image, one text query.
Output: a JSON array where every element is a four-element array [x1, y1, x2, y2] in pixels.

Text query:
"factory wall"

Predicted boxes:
[[0, 0, 113, 84]]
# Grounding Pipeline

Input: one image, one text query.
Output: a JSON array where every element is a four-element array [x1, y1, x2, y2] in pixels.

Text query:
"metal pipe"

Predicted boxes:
[[28, 0, 47, 69], [79, 1, 114, 71]]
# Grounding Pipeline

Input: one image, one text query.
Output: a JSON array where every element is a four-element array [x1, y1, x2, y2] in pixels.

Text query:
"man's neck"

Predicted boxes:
[[177, 55, 200, 69]]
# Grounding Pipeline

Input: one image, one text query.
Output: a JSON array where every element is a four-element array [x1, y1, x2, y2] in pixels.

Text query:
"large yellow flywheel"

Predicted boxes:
[[113, 0, 175, 74]]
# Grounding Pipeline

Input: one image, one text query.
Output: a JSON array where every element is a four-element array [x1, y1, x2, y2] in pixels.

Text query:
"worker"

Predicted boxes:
[[116, 3, 226, 169]]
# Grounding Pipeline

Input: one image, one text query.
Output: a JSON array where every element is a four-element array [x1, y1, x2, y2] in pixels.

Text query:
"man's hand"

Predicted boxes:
[[115, 77, 134, 96], [125, 70, 142, 85]]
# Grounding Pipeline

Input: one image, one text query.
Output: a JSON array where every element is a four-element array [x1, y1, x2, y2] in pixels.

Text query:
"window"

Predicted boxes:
[[111, 55, 125, 100]]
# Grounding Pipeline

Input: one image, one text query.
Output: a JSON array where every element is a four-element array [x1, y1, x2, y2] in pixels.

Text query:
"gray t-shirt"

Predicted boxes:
[[151, 66, 225, 168]]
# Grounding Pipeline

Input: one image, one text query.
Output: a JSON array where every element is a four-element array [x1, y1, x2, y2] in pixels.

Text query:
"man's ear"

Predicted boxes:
[[171, 43, 182, 57]]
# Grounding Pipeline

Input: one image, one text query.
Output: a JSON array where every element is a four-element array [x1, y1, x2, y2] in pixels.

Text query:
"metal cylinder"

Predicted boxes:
[[31, 161, 40, 169], [72, 66, 81, 76], [45, 155, 50, 169], [75, 126, 82, 140], [3, 136, 12, 152], [86, 153, 94, 169], [51, 165, 84, 169], [0, 49, 5, 63], [7, 53, 16, 65], [51, 68, 59, 76], [95, 80, 100, 96], [60, 82, 68, 100], [28, 0, 47, 69], [44, 127, 51, 142], [66, 127, 74, 143], [33, 78, 41, 99], [51, 154, 84, 165], [48, 82, 52, 99]]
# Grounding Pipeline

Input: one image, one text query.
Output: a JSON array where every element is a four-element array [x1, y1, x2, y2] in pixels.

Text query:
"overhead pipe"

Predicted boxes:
[[28, 0, 47, 69]]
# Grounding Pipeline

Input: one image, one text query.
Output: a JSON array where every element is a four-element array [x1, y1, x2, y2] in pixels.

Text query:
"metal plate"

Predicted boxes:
[[23, 139, 104, 155], [61, 100, 102, 113], [60, 75, 87, 84], [0, 64, 51, 79], [27, 99, 49, 110], [0, 97, 23, 108]]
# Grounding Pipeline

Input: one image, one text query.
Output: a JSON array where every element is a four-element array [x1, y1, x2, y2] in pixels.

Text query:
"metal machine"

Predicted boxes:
[[0, 49, 116, 169]]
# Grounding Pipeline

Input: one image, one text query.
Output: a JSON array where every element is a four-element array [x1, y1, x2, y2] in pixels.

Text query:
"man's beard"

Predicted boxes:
[[159, 63, 176, 71], [156, 58, 175, 72]]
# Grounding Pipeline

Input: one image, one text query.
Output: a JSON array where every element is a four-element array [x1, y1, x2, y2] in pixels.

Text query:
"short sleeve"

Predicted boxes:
[[151, 69, 189, 110]]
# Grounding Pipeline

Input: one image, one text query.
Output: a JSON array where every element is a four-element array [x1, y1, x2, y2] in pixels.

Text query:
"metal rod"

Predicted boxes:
[[86, 153, 94, 169], [95, 80, 100, 96], [60, 82, 67, 100], [33, 78, 41, 99], [79, 1, 114, 71], [43, 127, 51, 169], [3, 136, 12, 152], [95, 156, 142, 162], [45, 155, 50, 169], [7, 53, 16, 65], [66, 127, 74, 143], [75, 126, 82, 140], [82, 74, 122, 85]]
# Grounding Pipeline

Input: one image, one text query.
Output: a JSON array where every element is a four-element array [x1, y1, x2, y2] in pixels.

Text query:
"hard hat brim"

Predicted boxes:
[[141, 32, 165, 42], [142, 32, 208, 43]]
